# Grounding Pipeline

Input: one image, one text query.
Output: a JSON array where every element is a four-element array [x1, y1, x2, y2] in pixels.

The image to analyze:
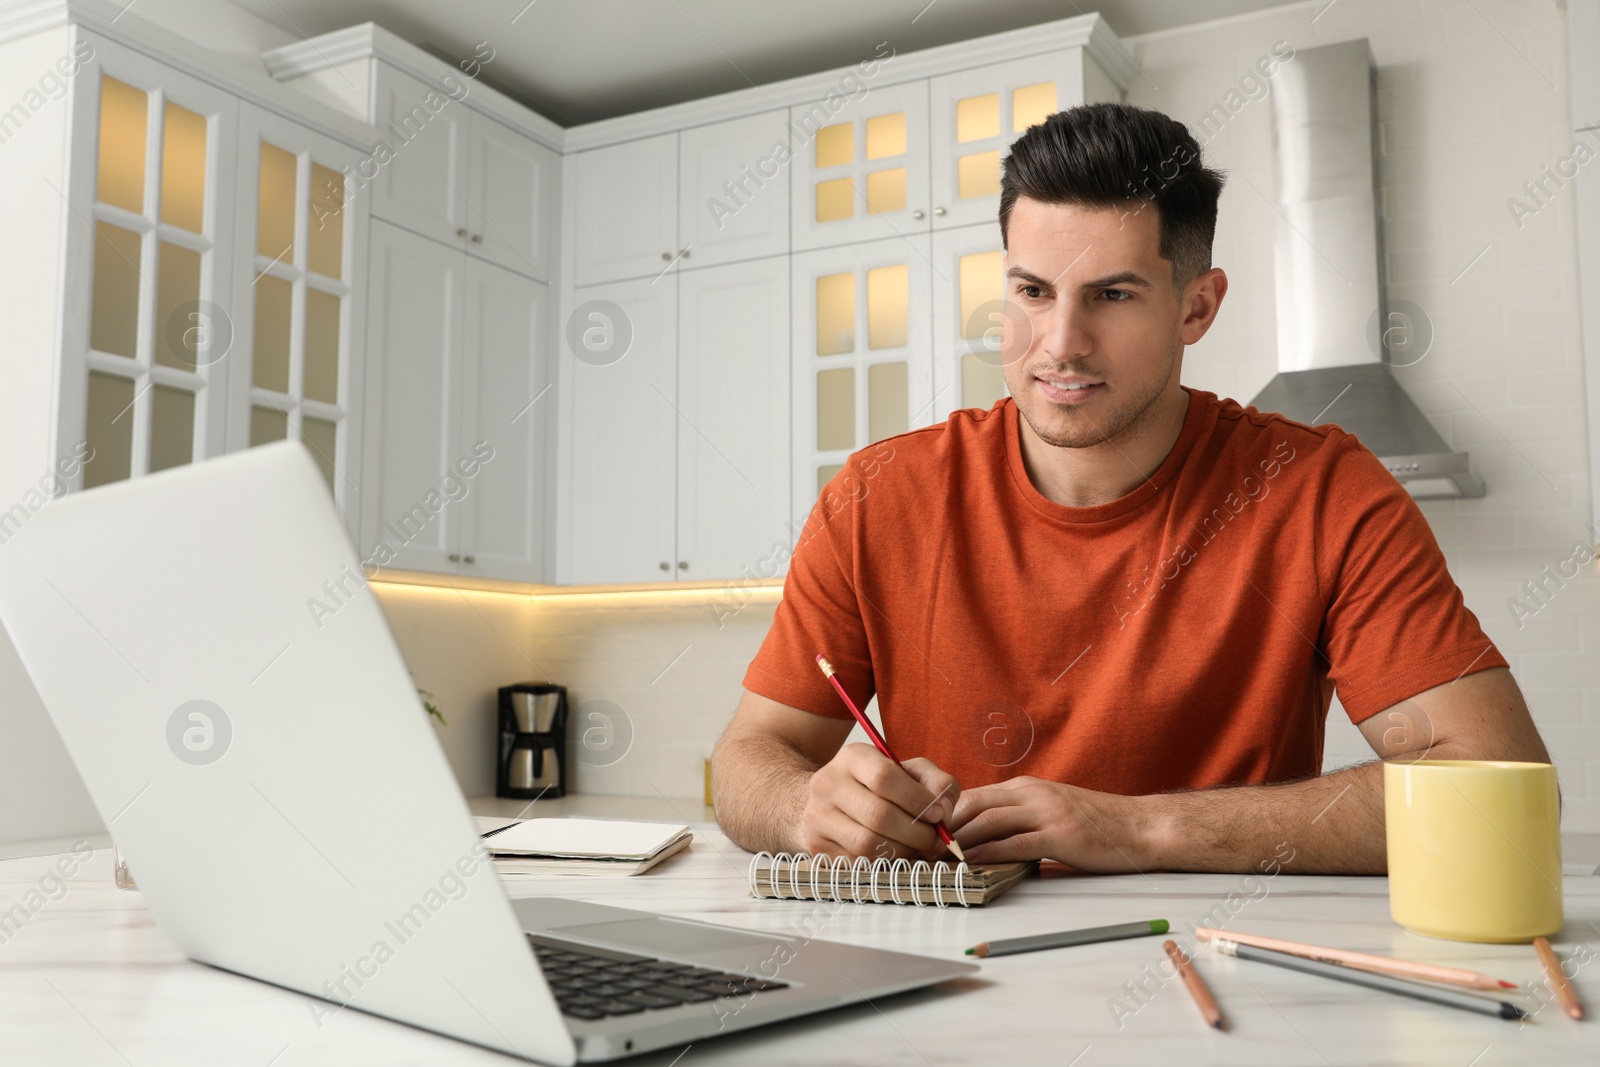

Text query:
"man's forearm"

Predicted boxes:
[[1132, 760, 1387, 874], [710, 733, 814, 854]]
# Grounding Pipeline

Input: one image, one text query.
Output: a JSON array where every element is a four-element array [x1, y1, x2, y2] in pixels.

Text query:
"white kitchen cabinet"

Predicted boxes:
[[60, 33, 240, 492], [928, 50, 1120, 231], [365, 62, 557, 285], [228, 102, 369, 531], [791, 235, 933, 522], [931, 221, 1010, 423], [789, 80, 931, 251], [676, 257, 791, 579], [465, 109, 559, 282], [360, 219, 467, 574], [564, 274, 679, 583], [572, 133, 679, 287], [459, 255, 552, 581], [678, 109, 791, 269], [369, 62, 471, 251], [362, 219, 551, 580]]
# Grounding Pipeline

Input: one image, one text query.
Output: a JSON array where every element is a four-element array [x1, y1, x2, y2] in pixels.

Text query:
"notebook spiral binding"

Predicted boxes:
[[747, 851, 973, 907]]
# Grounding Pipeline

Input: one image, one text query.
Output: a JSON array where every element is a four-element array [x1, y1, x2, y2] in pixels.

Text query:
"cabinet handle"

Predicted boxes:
[[448, 553, 461, 562], [471, 234, 483, 243], [456, 228, 468, 238], [911, 210, 925, 220], [934, 207, 946, 217], [659, 561, 670, 571], [661, 252, 672, 261], [677, 561, 688, 571], [463, 554, 476, 564]]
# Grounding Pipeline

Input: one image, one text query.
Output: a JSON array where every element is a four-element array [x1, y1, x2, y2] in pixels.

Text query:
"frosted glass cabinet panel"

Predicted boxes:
[[932, 221, 1012, 422], [67, 37, 238, 490], [227, 102, 367, 531], [791, 235, 932, 522]]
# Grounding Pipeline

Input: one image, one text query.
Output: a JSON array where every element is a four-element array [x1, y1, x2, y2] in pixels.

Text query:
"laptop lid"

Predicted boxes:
[[0, 442, 575, 1065]]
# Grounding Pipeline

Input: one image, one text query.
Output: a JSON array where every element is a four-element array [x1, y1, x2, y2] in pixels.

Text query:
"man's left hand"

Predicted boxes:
[[948, 777, 1150, 873]]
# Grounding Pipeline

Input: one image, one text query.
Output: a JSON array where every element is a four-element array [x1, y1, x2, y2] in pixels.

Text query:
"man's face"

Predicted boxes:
[[999, 197, 1188, 449]]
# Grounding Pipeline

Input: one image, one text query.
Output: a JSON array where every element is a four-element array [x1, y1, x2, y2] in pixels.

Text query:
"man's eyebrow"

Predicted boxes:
[[1004, 267, 1155, 290], [1081, 270, 1153, 290]]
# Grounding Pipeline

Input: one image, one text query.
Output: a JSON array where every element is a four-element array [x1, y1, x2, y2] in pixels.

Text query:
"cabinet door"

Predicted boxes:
[[565, 275, 678, 584], [929, 50, 1114, 231], [360, 220, 466, 574], [790, 80, 930, 251], [370, 63, 470, 249], [63, 34, 238, 493], [230, 103, 370, 533], [931, 221, 1010, 423], [678, 109, 790, 269], [676, 257, 790, 581], [572, 132, 678, 286], [791, 235, 932, 523], [458, 257, 550, 582], [464, 110, 558, 283]]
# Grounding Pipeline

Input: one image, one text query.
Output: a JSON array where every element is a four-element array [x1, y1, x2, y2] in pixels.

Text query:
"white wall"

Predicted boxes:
[[1122, 0, 1599, 830]]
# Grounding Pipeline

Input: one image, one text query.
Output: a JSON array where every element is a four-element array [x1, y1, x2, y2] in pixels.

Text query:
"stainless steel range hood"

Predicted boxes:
[[1246, 39, 1484, 498]]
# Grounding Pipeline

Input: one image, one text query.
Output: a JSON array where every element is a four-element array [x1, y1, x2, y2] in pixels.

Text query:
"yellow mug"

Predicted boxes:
[[1384, 760, 1562, 943]]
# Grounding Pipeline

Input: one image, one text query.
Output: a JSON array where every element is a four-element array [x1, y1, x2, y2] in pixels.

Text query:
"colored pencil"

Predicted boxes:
[[1211, 938, 1525, 1020], [1193, 926, 1516, 992], [1534, 936, 1584, 1019], [1165, 939, 1224, 1030], [815, 654, 964, 862], [966, 918, 1169, 958]]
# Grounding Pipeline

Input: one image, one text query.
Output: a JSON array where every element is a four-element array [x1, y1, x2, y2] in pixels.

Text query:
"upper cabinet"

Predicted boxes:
[[790, 81, 931, 251], [790, 45, 1124, 252], [929, 49, 1120, 231], [368, 62, 471, 249], [572, 109, 791, 287], [572, 133, 679, 287], [369, 63, 558, 283], [678, 109, 791, 270]]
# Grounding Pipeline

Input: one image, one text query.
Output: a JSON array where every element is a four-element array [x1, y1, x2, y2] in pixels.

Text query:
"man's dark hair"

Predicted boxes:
[[999, 102, 1226, 291]]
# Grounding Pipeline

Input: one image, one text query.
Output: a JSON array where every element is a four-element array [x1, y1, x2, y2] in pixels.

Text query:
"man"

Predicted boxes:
[[711, 103, 1549, 875]]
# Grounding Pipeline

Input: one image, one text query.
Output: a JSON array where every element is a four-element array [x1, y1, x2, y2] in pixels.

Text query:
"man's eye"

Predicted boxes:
[[1101, 289, 1132, 301], [1019, 285, 1044, 300]]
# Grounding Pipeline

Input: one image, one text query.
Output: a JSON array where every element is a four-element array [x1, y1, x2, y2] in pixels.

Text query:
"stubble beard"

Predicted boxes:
[[1011, 334, 1181, 450]]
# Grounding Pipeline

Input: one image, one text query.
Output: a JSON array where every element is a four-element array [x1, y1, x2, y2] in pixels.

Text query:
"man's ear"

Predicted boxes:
[[1178, 267, 1228, 345]]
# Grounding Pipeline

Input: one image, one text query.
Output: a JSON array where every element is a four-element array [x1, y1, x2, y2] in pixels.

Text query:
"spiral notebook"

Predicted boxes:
[[748, 852, 1036, 907]]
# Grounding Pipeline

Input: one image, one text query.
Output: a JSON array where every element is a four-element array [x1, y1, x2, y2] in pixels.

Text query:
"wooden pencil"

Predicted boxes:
[[1534, 936, 1584, 1019], [1165, 939, 1224, 1030], [1194, 926, 1516, 992]]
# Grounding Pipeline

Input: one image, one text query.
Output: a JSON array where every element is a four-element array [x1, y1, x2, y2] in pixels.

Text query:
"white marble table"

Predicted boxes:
[[1, 795, 1594, 1066]]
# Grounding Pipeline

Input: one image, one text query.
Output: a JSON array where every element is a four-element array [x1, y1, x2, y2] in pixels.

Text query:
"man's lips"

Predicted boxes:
[[1034, 376, 1104, 405]]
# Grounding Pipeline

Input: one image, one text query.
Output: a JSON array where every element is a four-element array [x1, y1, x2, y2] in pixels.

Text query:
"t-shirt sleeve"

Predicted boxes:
[[1316, 433, 1507, 724], [742, 468, 876, 721]]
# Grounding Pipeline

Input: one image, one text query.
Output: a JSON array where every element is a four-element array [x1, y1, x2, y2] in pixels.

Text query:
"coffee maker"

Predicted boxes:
[[496, 683, 568, 799]]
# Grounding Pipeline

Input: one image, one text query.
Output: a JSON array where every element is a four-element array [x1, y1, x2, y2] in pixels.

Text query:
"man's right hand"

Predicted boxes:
[[794, 743, 961, 861]]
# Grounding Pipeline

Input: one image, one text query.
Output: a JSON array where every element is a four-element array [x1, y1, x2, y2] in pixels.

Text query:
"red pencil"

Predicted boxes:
[[815, 654, 966, 863]]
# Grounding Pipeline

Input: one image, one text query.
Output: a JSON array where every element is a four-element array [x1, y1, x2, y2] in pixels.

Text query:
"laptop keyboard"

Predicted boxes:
[[529, 934, 789, 1021]]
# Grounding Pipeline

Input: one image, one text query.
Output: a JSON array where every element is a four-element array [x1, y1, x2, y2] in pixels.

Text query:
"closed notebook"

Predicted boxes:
[[748, 851, 1036, 907], [476, 817, 693, 876]]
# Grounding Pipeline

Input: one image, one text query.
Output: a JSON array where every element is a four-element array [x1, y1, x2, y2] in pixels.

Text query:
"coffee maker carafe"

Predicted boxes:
[[496, 683, 568, 799]]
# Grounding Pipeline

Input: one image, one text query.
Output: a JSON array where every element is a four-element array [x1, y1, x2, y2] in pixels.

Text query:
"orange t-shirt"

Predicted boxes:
[[743, 388, 1506, 795]]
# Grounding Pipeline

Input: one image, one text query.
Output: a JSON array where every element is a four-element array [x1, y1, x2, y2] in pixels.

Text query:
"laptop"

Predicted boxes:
[[0, 442, 976, 1064]]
